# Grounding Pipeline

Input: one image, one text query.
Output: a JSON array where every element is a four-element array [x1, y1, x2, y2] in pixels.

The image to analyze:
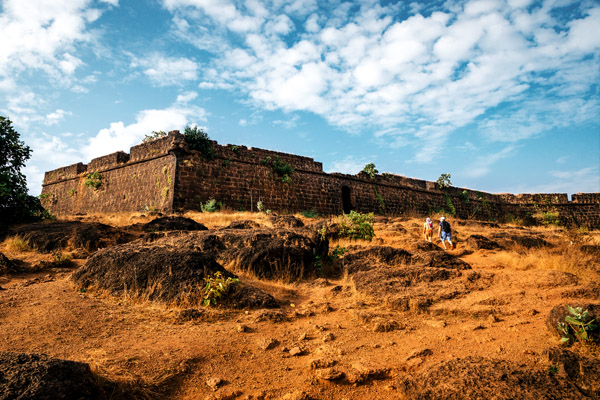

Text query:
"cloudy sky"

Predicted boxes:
[[1, 0, 598, 196]]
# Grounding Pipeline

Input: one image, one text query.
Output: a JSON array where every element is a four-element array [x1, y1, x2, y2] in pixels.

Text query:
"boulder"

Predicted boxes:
[[269, 215, 305, 229], [223, 220, 262, 230], [0, 352, 103, 400], [546, 347, 600, 398], [139, 216, 208, 232], [0, 252, 18, 275], [397, 356, 585, 400], [466, 234, 502, 250], [2, 221, 134, 254]]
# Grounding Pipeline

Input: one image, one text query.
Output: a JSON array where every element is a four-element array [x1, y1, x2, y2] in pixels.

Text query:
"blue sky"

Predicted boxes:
[[1, 0, 598, 197]]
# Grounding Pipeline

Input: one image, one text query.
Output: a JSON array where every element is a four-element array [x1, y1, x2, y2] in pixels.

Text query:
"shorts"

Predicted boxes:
[[441, 231, 451, 241]]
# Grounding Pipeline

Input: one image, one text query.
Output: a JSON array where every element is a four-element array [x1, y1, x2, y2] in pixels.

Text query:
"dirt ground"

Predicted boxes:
[[1, 212, 599, 399]]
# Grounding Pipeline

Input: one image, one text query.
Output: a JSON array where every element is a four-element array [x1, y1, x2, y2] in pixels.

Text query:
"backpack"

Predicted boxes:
[[441, 220, 451, 232]]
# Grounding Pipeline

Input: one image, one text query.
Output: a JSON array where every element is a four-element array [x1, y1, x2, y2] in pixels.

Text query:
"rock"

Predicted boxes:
[[407, 348, 433, 361], [0, 252, 19, 275], [466, 235, 501, 250], [0, 352, 103, 399], [236, 324, 251, 333], [281, 390, 310, 400], [258, 338, 279, 351], [289, 347, 304, 356], [322, 332, 335, 342], [2, 221, 134, 254], [314, 368, 345, 381], [580, 245, 600, 257], [206, 377, 225, 390], [546, 347, 600, 398], [424, 320, 446, 328], [223, 220, 262, 230], [268, 215, 304, 229], [348, 362, 390, 384], [342, 246, 412, 274], [309, 358, 336, 370], [206, 390, 243, 400], [487, 314, 500, 323], [140, 216, 208, 232], [396, 356, 586, 399], [298, 332, 308, 341], [373, 320, 400, 332]]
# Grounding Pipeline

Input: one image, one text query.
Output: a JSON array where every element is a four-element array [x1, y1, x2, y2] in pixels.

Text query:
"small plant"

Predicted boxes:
[[330, 245, 347, 259], [143, 130, 167, 143], [202, 271, 239, 306], [257, 201, 264, 212], [318, 224, 327, 242], [184, 125, 214, 159], [84, 171, 102, 190], [5, 235, 30, 252], [373, 188, 385, 213], [52, 252, 73, 267], [547, 364, 559, 374], [339, 211, 375, 241], [460, 190, 469, 203], [231, 145, 240, 154], [312, 249, 323, 276], [444, 194, 456, 216], [362, 163, 378, 179], [223, 158, 230, 168], [272, 156, 294, 183], [200, 199, 218, 213], [436, 173, 452, 188], [558, 306, 597, 344], [301, 209, 319, 218], [68, 188, 76, 196]]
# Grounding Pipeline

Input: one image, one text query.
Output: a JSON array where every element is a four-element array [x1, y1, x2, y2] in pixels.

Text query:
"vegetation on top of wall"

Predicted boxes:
[[184, 125, 214, 159], [362, 163, 378, 179], [143, 130, 167, 143], [0, 116, 46, 228], [436, 173, 452, 188]]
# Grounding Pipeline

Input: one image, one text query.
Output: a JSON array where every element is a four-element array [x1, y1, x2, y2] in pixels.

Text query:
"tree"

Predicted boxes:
[[362, 163, 378, 179], [184, 125, 214, 159], [436, 173, 452, 188], [0, 116, 43, 227]]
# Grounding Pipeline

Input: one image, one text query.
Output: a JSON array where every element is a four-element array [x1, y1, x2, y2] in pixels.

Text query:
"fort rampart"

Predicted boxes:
[[41, 131, 600, 228]]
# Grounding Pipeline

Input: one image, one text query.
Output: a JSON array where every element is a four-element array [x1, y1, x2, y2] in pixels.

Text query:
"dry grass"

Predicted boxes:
[[2, 235, 33, 252], [183, 210, 272, 229]]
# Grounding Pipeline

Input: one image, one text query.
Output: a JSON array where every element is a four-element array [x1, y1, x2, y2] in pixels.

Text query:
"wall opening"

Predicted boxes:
[[342, 186, 352, 214]]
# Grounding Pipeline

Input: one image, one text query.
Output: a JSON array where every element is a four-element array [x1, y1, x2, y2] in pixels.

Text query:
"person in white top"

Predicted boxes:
[[423, 217, 433, 242]]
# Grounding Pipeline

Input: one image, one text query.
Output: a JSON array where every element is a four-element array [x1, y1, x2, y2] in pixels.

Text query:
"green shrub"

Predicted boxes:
[[373, 188, 385, 213], [301, 209, 319, 218], [339, 211, 375, 241], [436, 173, 452, 188], [184, 125, 214, 159], [202, 271, 239, 306], [362, 163, 378, 179], [558, 306, 597, 344], [84, 171, 102, 190], [143, 130, 167, 143], [272, 156, 294, 183], [201, 199, 217, 212], [444, 194, 456, 216]]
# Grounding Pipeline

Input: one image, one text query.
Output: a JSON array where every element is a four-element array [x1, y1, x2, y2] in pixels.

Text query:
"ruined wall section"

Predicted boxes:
[[41, 133, 182, 215]]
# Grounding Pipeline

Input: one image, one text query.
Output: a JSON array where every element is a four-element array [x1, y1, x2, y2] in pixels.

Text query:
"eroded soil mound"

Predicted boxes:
[[72, 241, 230, 304], [398, 356, 585, 399], [72, 238, 279, 308], [159, 228, 327, 282], [139, 216, 208, 232], [547, 347, 600, 398], [343, 246, 479, 310], [0, 352, 103, 400], [2, 221, 134, 254], [269, 215, 305, 229], [223, 220, 262, 230], [0, 253, 18, 275], [466, 234, 502, 250]]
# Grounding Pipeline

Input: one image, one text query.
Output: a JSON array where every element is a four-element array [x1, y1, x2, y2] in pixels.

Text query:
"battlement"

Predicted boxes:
[[40, 133, 600, 227]]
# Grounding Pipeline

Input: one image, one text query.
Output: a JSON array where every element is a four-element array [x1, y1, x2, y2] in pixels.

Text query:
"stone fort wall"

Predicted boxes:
[[41, 131, 600, 228]]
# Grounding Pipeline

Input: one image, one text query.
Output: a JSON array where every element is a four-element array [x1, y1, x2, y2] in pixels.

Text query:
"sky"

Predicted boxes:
[[1, 0, 599, 197]]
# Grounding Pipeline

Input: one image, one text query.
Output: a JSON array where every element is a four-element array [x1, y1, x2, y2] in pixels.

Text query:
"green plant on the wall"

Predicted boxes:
[[362, 163, 378, 179], [231, 145, 240, 154], [373, 187, 385, 213], [460, 190, 469, 203], [261, 155, 294, 183], [436, 173, 452, 188], [223, 158, 230, 168], [84, 171, 102, 190], [143, 130, 167, 143], [444, 194, 456, 216]]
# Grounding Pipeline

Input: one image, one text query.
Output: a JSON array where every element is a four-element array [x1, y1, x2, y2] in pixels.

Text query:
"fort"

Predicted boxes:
[[41, 131, 600, 227]]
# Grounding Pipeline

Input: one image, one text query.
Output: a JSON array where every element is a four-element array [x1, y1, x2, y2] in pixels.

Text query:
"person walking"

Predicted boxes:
[[438, 216, 453, 250], [423, 217, 433, 242]]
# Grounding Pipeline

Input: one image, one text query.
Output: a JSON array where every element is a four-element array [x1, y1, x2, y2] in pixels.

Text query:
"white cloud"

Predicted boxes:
[[45, 109, 72, 126], [327, 156, 371, 175], [515, 166, 600, 195], [176, 91, 198, 103], [134, 55, 199, 86], [82, 103, 206, 160], [463, 145, 517, 178], [161, 0, 600, 161]]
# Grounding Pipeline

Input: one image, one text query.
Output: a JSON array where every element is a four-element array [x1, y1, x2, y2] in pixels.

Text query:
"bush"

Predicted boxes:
[[558, 306, 597, 344], [200, 199, 223, 213], [362, 163, 378, 179], [436, 173, 452, 188], [203, 271, 239, 306], [143, 130, 167, 143], [339, 211, 375, 241], [184, 125, 214, 159], [0, 116, 45, 228]]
